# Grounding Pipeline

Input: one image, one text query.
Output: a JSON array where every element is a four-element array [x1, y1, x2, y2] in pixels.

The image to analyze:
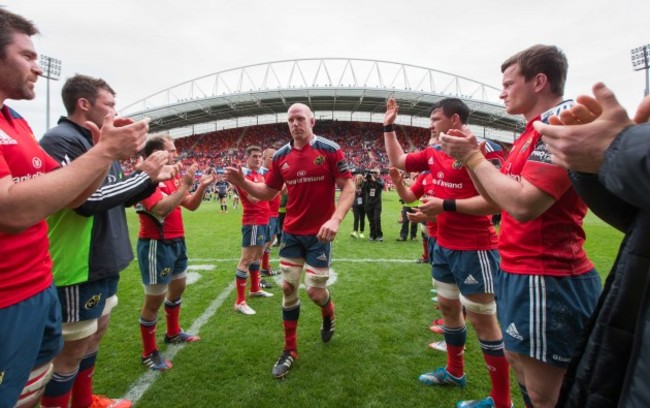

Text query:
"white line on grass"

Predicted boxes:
[[122, 257, 420, 403], [122, 281, 235, 404], [190, 258, 419, 263]]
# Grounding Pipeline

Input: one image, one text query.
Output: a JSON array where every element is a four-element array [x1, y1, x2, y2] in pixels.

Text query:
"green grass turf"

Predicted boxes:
[[91, 191, 623, 407]]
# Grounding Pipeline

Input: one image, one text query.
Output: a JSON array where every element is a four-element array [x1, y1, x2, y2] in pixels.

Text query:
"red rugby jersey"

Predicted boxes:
[[0, 106, 59, 308], [137, 176, 186, 240], [498, 119, 593, 276], [265, 135, 352, 235], [238, 167, 270, 225], [409, 171, 438, 238], [405, 142, 503, 250]]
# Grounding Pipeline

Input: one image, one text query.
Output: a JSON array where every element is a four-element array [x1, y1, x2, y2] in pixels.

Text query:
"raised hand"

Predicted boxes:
[[388, 167, 403, 185], [384, 98, 399, 126]]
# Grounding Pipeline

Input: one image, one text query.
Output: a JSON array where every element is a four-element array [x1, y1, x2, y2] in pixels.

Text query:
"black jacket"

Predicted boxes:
[[40, 117, 156, 284], [559, 124, 650, 407]]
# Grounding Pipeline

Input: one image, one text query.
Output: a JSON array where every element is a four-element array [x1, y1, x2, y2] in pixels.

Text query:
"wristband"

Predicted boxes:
[[463, 150, 486, 171], [383, 124, 395, 132], [442, 199, 457, 212]]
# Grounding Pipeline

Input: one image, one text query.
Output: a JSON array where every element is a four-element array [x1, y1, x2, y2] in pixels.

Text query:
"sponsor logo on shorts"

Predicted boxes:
[[317, 253, 328, 261], [506, 322, 523, 340], [0, 370, 4, 385], [84, 293, 102, 310], [552, 354, 571, 363], [464, 275, 479, 285], [161, 267, 171, 278]]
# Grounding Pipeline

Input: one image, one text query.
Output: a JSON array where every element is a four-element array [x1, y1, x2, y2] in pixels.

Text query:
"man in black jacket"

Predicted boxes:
[[39, 74, 173, 408], [535, 83, 650, 407], [362, 168, 384, 241]]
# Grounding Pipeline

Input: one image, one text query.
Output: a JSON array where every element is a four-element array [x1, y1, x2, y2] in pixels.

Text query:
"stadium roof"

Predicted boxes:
[[121, 58, 524, 142]]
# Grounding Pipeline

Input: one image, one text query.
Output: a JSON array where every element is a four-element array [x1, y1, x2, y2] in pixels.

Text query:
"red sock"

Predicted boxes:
[[481, 340, 511, 408], [283, 319, 298, 351], [250, 271, 261, 293], [282, 304, 300, 351], [442, 325, 466, 378], [446, 343, 465, 378], [139, 316, 158, 356], [421, 237, 429, 261], [41, 371, 77, 408], [165, 298, 181, 337], [261, 250, 270, 270], [70, 352, 97, 408], [235, 270, 248, 304], [321, 297, 334, 318]]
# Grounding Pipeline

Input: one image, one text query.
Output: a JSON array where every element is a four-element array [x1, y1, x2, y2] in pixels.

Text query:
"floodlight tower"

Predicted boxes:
[[631, 44, 650, 97], [39, 54, 62, 130]]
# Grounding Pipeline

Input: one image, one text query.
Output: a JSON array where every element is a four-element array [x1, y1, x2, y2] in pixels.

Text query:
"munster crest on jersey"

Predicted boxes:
[[452, 160, 463, 169], [85, 293, 102, 309], [314, 155, 326, 166]]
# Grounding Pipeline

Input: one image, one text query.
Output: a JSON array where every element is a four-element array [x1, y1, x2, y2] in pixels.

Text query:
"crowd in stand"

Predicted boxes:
[[121, 121, 431, 186]]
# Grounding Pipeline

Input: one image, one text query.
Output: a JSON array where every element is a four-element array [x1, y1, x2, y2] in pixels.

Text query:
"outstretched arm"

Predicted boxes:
[[0, 115, 149, 233], [383, 98, 408, 169], [183, 168, 216, 211], [440, 129, 556, 222], [224, 166, 279, 200]]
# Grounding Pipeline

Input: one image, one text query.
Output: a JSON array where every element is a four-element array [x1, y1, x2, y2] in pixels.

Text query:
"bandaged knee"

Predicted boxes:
[[280, 258, 303, 308], [17, 363, 53, 407], [435, 280, 460, 300], [144, 283, 169, 296], [62, 319, 98, 341], [304, 265, 329, 289], [459, 294, 497, 315], [172, 270, 187, 280]]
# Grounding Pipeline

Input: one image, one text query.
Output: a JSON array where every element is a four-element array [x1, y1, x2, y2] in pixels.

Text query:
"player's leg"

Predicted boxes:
[[137, 239, 173, 371], [236, 226, 270, 314], [272, 233, 305, 378], [2, 285, 61, 408], [164, 239, 200, 344], [304, 235, 336, 343], [497, 270, 601, 408], [42, 280, 113, 408], [453, 249, 511, 408], [69, 277, 129, 408], [418, 244, 466, 387]]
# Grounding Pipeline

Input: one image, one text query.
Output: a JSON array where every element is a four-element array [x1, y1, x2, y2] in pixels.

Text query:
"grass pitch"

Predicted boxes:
[[92, 191, 623, 407]]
